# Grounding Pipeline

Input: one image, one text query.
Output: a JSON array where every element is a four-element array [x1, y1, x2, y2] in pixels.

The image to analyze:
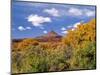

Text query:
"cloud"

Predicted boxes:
[[68, 7, 83, 16], [62, 30, 68, 34], [18, 26, 26, 31], [26, 27, 31, 30], [71, 21, 83, 31], [43, 30, 48, 34], [61, 27, 68, 34], [71, 28, 75, 31], [73, 22, 81, 28], [43, 7, 95, 18], [84, 9, 95, 17], [67, 25, 73, 28], [44, 8, 60, 17], [68, 7, 95, 17], [61, 27, 66, 31], [27, 14, 52, 27], [18, 26, 32, 31]]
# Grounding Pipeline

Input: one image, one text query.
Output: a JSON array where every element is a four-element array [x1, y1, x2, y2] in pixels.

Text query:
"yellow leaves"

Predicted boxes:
[[16, 38, 39, 51], [62, 18, 96, 48], [12, 18, 96, 73], [22, 38, 39, 45], [62, 19, 96, 69]]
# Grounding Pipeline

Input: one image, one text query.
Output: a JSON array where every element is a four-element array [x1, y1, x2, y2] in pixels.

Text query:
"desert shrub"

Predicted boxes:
[[62, 19, 96, 70], [69, 41, 96, 69], [12, 19, 96, 73], [17, 38, 39, 51], [12, 43, 72, 73], [62, 19, 96, 47], [12, 45, 49, 73], [12, 51, 23, 73]]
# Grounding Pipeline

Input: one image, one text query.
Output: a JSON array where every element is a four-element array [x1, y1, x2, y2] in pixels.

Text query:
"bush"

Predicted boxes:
[[12, 19, 96, 73], [69, 41, 96, 69]]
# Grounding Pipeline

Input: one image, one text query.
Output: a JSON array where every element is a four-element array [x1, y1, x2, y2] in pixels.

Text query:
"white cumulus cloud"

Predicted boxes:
[[84, 9, 95, 17], [62, 30, 68, 34], [44, 8, 60, 17], [18, 26, 32, 31], [27, 14, 51, 26], [26, 27, 31, 30], [18, 26, 26, 31], [68, 7, 83, 16], [73, 22, 81, 28], [68, 7, 95, 17], [61, 27, 66, 31], [71, 21, 83, 31], [43, 30, 48, 34], [71, 28, 75, 31], [67, 25, 73, 28]]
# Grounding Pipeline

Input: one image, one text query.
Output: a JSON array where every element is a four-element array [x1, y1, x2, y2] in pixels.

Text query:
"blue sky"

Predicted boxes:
[[12, 1, 96, 39]]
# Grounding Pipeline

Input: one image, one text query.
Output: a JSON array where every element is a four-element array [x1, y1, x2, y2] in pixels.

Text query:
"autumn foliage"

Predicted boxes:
[[12, 19, 96, 74]]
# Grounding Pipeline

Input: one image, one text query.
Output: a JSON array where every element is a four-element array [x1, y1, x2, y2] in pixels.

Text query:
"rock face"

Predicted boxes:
[[37, 31, 62, 42], [12, 31, 62, 43], [43, 31, 59, 37]]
